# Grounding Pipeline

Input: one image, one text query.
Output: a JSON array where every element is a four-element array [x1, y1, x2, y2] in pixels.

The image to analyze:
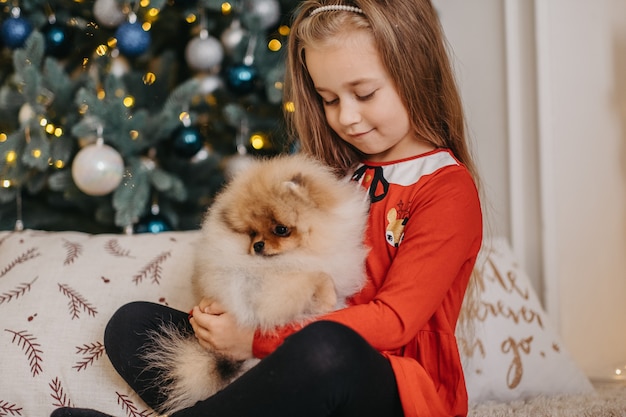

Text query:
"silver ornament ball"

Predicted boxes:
[[93, 0, 126, 28], [197, 74, 223, 94], [246, 0, 281, 30], [109, 55, 130, 77], [71, 143, 124, 196], [224, 152, 255, 180], [185, 34, 224, 72], [18, 103, 35, 124], [221, 19, 246, 54]]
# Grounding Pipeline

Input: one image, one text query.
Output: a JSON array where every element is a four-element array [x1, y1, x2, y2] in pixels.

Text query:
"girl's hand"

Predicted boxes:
[[189, 298, 255, 361]]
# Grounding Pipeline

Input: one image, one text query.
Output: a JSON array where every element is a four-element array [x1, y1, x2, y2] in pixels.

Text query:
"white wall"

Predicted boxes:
[[535, 0, 626, 380], [435, 0, 626, 380], [434, 0, 510, 240], [433, 0, 544, 294]]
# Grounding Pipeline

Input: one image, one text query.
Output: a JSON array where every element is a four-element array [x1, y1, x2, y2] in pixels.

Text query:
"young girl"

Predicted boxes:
[[52, 1, 482, 416]]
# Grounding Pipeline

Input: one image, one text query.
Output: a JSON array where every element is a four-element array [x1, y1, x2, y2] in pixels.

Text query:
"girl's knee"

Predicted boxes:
[[110, 301, 155, 323], [105, 302, 190, 351], [104, 301, 154, 349], [299, 321, 365, 350], [292, 321, 370, 371]]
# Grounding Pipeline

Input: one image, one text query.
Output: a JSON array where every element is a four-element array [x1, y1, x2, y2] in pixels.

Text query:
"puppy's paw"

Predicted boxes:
[[310, 271, 337, 314]]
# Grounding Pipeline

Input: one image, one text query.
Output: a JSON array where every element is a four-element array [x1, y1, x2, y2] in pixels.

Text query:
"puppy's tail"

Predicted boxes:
[[140, 323, 228, 414]]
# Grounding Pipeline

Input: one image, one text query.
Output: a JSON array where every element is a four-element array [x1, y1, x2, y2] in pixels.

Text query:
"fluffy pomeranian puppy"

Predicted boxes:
[[142, 153, 370, 414]]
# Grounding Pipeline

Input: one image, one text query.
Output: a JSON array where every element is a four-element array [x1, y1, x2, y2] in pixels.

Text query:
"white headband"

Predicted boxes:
[[309, 5, 364, 17]]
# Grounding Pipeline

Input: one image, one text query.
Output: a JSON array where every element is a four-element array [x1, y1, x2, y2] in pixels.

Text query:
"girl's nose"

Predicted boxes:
[[338, 101, 361, 126]]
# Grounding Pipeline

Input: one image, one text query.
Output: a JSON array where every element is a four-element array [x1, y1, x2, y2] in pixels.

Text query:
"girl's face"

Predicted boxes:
[[305, 29, 433, 162]]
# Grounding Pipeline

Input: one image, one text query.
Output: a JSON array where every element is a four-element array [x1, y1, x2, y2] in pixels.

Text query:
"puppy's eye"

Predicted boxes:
[[273, 225, 290, 237]]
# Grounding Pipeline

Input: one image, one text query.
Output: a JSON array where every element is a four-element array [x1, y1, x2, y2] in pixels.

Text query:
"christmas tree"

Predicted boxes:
[[0, 0, 298, 233]]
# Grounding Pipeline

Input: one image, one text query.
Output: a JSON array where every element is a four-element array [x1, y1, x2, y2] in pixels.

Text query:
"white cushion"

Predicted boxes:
[[460, 237, 594, 404]]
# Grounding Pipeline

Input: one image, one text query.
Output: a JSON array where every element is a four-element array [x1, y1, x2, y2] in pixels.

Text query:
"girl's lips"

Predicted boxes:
[[347, 128, 373, 138]]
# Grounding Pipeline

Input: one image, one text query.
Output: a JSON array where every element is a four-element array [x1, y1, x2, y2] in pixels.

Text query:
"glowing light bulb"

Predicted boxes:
[[6, 150, 17, 163], [611, 363, 626, 380], [268, 39, 281, 51], [284, 101, 295, 113], [250, 133, 267, 150]]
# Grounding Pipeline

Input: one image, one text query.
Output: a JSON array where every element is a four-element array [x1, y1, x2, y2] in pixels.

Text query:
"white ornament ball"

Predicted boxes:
[[191, 144, 211, 164], [185, 34, 224, 72], [223, 152, 255, 179], [246, 0, 281, 30], [109, 55, 130, 77], [221, 19, 246, 55], [18, 103, 35, 124], [72, 143, 124, 196], [197, 74, 223, 94], [93, 0, 126, 28]]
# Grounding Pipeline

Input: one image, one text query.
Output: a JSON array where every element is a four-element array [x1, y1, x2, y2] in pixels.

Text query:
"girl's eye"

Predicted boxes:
[[319, 90, 375, 106], [357, 91, 376, 101]]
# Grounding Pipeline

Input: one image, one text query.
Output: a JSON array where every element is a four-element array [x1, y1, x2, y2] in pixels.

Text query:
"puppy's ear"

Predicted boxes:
[[281, 174, 312, 203], [287, 173, 305, 186]]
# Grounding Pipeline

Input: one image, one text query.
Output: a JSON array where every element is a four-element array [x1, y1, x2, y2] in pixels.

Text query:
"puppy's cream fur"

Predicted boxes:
[[142, 154, 369, 414]]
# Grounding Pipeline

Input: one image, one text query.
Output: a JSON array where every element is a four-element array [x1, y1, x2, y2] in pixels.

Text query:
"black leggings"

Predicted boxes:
[[104, 301, 404, 417]]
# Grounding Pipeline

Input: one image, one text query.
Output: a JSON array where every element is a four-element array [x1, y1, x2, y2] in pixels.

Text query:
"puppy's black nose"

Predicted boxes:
[[253, 241, 265, 253]]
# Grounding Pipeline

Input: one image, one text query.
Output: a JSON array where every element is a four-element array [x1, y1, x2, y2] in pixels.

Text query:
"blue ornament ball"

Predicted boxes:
[[43, 22, 73, 57], [115, 22, 151, 57], [226, 64, 258, 95], [172, 125, 204, 158], [1, 17, 33, 49], [134, 213, 173, 234]]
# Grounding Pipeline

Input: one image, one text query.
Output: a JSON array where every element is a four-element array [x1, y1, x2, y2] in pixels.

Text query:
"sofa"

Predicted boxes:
[[1, 229, 623, 417]]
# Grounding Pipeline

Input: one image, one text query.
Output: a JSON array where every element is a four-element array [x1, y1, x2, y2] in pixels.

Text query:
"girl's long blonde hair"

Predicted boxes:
[[284, 0, 478, 182], [283, 0, 482, 336]]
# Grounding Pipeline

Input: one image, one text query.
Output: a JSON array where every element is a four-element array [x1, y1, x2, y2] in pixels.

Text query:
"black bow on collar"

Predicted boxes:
[[352, 165, 389, 203]]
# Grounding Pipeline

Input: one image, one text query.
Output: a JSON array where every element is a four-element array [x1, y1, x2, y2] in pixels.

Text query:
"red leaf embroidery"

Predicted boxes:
[[116, 392, 153, 417], [0, 400, 23, 416], [49, 377, 73, 408], [0, 248, 40, 279], [104, 239, 135, 258], [73, 341, 105, 371], [132, 251, 171, 285], [4, 329, 43, 376], [0, 277, 38, 306], [63, 240, 83, 265], [57, 284, 98, 319]]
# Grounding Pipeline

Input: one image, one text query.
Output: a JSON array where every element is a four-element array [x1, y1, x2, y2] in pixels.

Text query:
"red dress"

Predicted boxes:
[[253, 149, 483, 417]]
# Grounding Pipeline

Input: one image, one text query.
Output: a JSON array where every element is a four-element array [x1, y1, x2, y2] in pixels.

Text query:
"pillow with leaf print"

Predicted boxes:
[[458, 237, 594, 404], [0, 229, 200, 417]]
